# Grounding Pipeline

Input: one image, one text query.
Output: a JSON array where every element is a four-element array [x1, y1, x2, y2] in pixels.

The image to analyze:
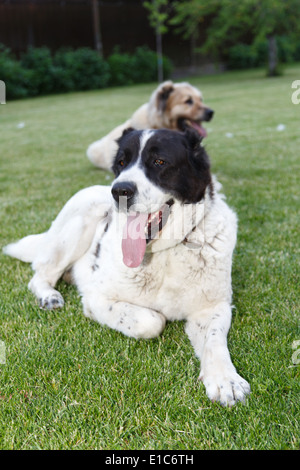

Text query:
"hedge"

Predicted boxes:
[[227, 35, 300, 70], [0, 45, 173, 100], [107, 46, 172, 86]]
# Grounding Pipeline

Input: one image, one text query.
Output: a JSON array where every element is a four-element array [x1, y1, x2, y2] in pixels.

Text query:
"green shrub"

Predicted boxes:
[[54, 48, 110, 91], [0, 44, 172, 99], [252, 39, 268, 67], [227, 43, 258, 70], [107, 48, 136, 86], [132, 46, 173, 83], [52, 48, 78, 92], [0, 45, 30, 99], [107, 46, 173, 86], [294, 42, 300, 61], [227, 35, 300, 71], [276, 35, 296, 63], [21, 46, 57, 96]]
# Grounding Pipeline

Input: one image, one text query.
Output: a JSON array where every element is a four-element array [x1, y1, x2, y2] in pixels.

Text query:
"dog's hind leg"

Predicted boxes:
[[4, 186, 111, 309], [4, 232, 66, 308], [28, 214, 95, 309]]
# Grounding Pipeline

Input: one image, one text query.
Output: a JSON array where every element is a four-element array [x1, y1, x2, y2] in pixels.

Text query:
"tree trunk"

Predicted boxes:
[[91, 0, 103, 57], [156, 29, 164, 82], [267, 35, 278, 76], [190, 31, 197, 68]]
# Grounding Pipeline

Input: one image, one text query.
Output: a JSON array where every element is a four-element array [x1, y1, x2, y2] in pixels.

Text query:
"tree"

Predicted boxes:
[[143, 0, 171, 82], [170, 0, 218, 67], [250, 0, 300, 76], [91, 0, 103, 57], [171, 0, 300, 76]]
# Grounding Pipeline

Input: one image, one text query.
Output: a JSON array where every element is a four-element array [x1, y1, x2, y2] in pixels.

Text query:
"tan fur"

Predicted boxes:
[[164, 84, 206, 129], [87, 80, 212, 170]]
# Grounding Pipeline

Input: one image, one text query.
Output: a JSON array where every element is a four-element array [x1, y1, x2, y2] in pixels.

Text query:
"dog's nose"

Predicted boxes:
[[204, 108, 214, 121], [111, 182, 137, 205]]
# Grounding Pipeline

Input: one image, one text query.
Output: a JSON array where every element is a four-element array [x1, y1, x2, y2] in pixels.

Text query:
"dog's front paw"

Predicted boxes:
[[39, 292, 64, 310], [200, 370, 250, 407]]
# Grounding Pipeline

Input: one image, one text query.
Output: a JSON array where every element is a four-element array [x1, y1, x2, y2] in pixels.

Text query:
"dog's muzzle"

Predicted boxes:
[[111, 181, 137, 209], [177, 107, 214, 138], [203, 108, 214, 122], [111, 181, 174, 268]]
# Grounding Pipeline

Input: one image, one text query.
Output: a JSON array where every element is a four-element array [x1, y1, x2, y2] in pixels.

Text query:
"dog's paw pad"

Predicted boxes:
[[39, 293, 64, 310], [201, 371, 250, 407]]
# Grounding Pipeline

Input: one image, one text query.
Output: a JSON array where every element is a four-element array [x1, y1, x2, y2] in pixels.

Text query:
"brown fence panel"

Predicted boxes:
[[0, 1, 190, 65]]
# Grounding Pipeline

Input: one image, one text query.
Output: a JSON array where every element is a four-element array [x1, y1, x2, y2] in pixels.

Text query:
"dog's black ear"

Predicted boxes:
[[184, 127, 204, 150], [112, 128, 135, 174], [184, 127, 211, 187], [122, 127, 135, 136], [119, 127, 135, 140], [115, 127, 135, 146], [177, 129, 212, 203], [156, 81, 174, 112]]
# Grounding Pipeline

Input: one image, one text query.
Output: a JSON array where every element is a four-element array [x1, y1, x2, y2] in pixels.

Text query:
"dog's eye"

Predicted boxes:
[[154, 159, 166, 167], [185, 98, 194, 105], [118, 159, 125, 167]]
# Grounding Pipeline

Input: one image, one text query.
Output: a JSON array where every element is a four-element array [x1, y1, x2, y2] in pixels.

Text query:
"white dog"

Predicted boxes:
[[87, 80, 214, 171], [4, 128, 250, 406]]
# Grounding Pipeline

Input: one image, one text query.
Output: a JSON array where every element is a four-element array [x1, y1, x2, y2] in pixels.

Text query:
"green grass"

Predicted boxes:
[[0, 66, 299, 450]]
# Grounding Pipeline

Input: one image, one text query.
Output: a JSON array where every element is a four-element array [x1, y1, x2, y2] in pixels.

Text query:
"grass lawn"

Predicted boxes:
[[0, 66, 299, 450]]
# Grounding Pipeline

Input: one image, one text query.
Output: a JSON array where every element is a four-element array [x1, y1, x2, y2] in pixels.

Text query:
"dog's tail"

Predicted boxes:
[[3, 233, 45, 263]]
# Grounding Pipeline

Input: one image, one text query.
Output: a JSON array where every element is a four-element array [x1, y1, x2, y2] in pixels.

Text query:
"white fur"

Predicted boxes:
[[3, 174, 250, 407]]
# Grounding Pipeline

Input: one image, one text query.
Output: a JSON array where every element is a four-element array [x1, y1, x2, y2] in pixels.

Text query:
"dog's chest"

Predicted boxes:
[[89, 228, 205, 319]]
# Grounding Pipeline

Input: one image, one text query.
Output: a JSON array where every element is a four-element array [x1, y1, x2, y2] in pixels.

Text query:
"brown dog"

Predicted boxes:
[[87, 80, 214, 170]]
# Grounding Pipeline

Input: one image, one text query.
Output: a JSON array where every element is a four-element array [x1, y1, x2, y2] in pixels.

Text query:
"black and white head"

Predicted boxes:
[[111, 128, 212, 267]]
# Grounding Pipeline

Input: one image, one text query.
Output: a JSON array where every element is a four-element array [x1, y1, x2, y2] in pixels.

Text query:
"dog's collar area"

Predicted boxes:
[[183, 231, 203, 249], [145, 198, 174, 244]]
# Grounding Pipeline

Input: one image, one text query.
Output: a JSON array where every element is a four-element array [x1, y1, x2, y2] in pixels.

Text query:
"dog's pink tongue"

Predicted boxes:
[[122, 213, 148, 268], [191, 121, 207, 137]]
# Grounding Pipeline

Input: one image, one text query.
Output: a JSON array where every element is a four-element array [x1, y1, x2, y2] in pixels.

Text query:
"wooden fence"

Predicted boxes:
[[0, 0, 191, 65]]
